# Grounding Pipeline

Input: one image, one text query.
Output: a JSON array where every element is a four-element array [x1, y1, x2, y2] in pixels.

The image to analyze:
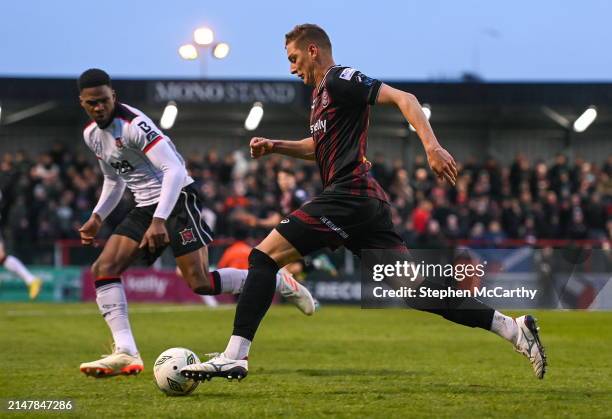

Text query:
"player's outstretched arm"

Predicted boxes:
[[250, 137, 315, 161], [377, 84, 457, 185]]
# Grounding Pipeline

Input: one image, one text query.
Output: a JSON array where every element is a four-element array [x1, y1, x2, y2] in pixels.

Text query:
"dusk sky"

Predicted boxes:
[[1, 0, 610, 81]]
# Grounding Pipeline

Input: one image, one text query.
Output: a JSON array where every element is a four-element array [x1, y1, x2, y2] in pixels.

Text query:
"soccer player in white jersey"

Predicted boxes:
[[76, 69, 316, 378], [0, 219, 42, 299]]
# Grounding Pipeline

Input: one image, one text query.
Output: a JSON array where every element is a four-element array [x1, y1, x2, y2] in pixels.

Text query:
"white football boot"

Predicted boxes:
[[180, 353, 248, 382], [514, 315, 547, 379], [80, 349, 144, 378], [277, 268, 316, 315]]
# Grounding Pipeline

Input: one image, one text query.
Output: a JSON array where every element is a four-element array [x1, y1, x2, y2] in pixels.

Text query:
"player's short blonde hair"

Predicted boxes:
[[285, 24, 332, 52]]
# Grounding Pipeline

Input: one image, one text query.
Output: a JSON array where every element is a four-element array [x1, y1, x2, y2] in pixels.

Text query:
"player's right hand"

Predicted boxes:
[[139, 218, 170, 254], [250, 137, 274, 158], [78, 214, 102, 246]]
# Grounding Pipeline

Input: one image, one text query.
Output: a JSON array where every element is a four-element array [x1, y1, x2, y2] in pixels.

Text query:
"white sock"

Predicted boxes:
[[4, 255, 35, 285], [490, 311, 519, 344], [217, 268, 248, 294], [224, 335, 251, 360], [217, 268, 283, 294], [96, 282, 138, 356]]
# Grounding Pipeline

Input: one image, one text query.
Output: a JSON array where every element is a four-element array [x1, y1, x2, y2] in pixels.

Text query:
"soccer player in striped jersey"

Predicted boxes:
[[181, 25, 546, 382], [76, 69, 315, 378]]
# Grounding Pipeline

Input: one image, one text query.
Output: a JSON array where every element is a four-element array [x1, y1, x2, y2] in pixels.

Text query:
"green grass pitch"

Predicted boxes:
[[1, 303, 611, 418]]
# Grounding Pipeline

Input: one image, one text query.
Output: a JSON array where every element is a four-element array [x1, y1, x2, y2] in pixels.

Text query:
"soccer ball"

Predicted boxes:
[[153, 348, 200, 396]]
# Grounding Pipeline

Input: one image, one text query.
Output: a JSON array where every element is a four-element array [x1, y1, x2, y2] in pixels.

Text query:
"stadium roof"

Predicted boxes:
[[1, 77, 611, 138]]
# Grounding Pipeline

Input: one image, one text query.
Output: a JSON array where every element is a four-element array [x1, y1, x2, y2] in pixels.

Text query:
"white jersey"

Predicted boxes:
[[83, 103, 193, 207]]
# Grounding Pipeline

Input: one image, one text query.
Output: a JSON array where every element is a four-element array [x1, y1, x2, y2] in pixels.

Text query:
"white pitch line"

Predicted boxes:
[[3, 304, 234, 317]]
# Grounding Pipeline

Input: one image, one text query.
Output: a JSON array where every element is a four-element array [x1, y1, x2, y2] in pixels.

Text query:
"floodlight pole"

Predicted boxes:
[[198, 48, 210, 79]]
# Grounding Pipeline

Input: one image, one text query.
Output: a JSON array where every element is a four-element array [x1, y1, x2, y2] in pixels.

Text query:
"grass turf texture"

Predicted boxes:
[[1, 304, 611, 418]]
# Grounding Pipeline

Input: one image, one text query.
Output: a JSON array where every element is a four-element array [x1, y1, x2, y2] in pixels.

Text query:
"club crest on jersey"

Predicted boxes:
[[321, 89, 329, 108], [115, 137, 124, 149], [179, 228, 197, 245]]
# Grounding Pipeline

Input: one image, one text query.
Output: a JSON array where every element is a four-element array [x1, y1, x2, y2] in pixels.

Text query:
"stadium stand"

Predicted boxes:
[[0, 146, 609, 265]]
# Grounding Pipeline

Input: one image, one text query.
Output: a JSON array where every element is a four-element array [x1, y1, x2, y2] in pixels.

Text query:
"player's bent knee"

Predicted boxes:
[[91, 259, 123, 278], [255, 238, 300, 267], [249, 248, 280, 271]]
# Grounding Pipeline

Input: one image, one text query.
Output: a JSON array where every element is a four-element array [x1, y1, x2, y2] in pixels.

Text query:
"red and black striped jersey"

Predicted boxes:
[[309, 65, 389, 203]]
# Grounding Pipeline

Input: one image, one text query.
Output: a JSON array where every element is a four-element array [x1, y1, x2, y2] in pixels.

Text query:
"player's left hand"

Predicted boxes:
[[426, 146, 458, 186], [139, 218, 170, 254]]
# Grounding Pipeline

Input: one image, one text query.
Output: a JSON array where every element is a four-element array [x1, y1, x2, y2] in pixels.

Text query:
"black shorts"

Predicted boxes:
[[275, 194, 406, 257], [114, 184, 213, 264]]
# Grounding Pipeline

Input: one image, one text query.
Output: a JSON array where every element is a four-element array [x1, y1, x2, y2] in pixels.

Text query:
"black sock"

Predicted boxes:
[[192, 271, 221, 295], [232, 249, 279, 341], [408, 278, 495, 330]]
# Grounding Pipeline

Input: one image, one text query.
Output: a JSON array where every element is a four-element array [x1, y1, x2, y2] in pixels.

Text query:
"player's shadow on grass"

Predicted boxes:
[[262, 368, 422, 378]]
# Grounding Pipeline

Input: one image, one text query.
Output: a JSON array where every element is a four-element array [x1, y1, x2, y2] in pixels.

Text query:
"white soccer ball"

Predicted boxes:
[[153, 347, 200, 396]]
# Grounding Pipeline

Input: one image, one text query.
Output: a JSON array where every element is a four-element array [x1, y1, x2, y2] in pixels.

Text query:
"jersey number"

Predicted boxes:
[[110, 160, 135, 174], [137, 121, 160, 141]]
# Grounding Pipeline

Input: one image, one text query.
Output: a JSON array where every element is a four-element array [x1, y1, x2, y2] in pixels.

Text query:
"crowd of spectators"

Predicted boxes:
[[0, 142, 610, 260]]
